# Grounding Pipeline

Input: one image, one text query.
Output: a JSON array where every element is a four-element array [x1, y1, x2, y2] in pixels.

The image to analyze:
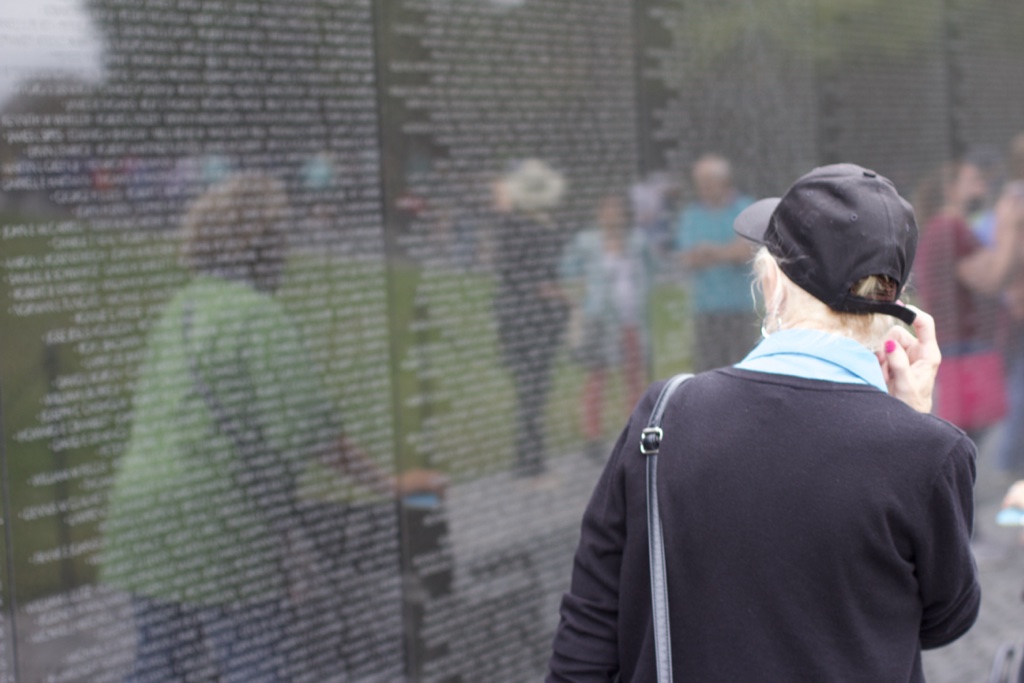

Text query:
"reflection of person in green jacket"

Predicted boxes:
[[102, 175, 440, 683]]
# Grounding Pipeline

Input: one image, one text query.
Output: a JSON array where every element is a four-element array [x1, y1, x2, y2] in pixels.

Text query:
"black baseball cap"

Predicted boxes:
[[734, 163, 918, 325]]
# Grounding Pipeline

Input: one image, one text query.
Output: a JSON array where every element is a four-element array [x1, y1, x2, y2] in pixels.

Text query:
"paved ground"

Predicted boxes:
[[472, 429, 1024, 683], [9, 428, 1021, 682], [923, 424, 1024, 683]]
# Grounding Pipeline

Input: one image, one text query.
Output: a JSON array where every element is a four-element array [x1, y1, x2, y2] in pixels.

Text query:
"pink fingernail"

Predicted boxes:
[[885, 340, 896, 354]]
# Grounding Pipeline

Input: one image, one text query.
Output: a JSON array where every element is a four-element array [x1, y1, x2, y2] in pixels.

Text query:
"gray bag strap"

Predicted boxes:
[[182, 302, 288, 505], [182, 301, 259, 456], [639, 372, 692, 683]]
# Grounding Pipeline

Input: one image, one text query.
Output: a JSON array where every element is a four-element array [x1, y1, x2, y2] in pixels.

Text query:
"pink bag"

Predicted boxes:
[[935, 350, 1008, 432]]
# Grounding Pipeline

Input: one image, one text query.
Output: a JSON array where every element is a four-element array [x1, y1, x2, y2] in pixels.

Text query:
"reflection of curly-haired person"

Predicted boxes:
[[102, 175, 438, 682], [102, 175, 321, 682]]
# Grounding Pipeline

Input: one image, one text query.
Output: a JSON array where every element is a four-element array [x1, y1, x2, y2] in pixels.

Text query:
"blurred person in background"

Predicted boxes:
[[549, 165, 979, 682], [675, 154, 756, 372], [964, 144, 1005, 246], [630, 171, 679, 257], [966, 141, 1020, 248], [913, 158, 1019, 442], [493, 159, 571, 480], [560, 192, 654, 462], [102, 174, 442, 682], [990, 134, 1024, 476]]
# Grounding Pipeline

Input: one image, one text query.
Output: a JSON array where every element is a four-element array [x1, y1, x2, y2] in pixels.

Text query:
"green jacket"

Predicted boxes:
[[101, 276, 340, 606]]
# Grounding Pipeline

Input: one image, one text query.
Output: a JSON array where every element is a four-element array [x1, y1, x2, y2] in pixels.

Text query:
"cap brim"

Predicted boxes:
[[734, 197, 781, 244]]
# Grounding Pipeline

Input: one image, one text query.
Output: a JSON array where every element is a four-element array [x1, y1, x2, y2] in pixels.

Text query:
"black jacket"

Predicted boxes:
[[548, 368, 980, 682], [494, 212, 569, 362]]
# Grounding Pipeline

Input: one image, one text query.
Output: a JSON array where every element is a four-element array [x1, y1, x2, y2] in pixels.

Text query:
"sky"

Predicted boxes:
[[0, 0, 103, 108], [0, 0, 538, 109]]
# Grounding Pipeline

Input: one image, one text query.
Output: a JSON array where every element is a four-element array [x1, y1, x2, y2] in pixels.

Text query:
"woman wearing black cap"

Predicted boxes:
[[547, 164, 980, 682]]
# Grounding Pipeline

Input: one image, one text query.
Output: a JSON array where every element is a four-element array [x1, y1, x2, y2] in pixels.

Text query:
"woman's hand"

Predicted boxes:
[[329, 437, 448, 498], [394, 468, 449, 498], [537, 281, 569, 302], [876, 305, 942, 413]]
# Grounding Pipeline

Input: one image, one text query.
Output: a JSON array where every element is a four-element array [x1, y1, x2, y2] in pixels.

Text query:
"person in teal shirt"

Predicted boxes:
[[675, 154, 757, 371]]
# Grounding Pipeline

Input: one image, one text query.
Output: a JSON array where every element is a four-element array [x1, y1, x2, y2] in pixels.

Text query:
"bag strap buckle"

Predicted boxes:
[[640, 427, 663, 455]]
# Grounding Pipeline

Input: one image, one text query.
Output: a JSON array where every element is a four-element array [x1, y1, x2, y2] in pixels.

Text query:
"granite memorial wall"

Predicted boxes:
[[0, 0, 1022, 680]]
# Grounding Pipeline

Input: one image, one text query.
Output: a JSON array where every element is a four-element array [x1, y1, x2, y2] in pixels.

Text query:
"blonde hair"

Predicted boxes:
[[503, 159, 566, 212], [752, 247, 898, 350], [180, 174, 289, 291]]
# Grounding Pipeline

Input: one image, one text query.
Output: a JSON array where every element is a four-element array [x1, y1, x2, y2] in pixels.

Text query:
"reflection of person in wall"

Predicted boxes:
[[914, 159, 1005, 343], [987, 135, 1024, 475], [913, 159, 1017, 441], [101, 175, 440, 683], [966, 143, 1009, 247], [675, 154, 757, 372], [493, 159, 570, 479], [630, 172, 679, 256], [560, 193, 653, 462]]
